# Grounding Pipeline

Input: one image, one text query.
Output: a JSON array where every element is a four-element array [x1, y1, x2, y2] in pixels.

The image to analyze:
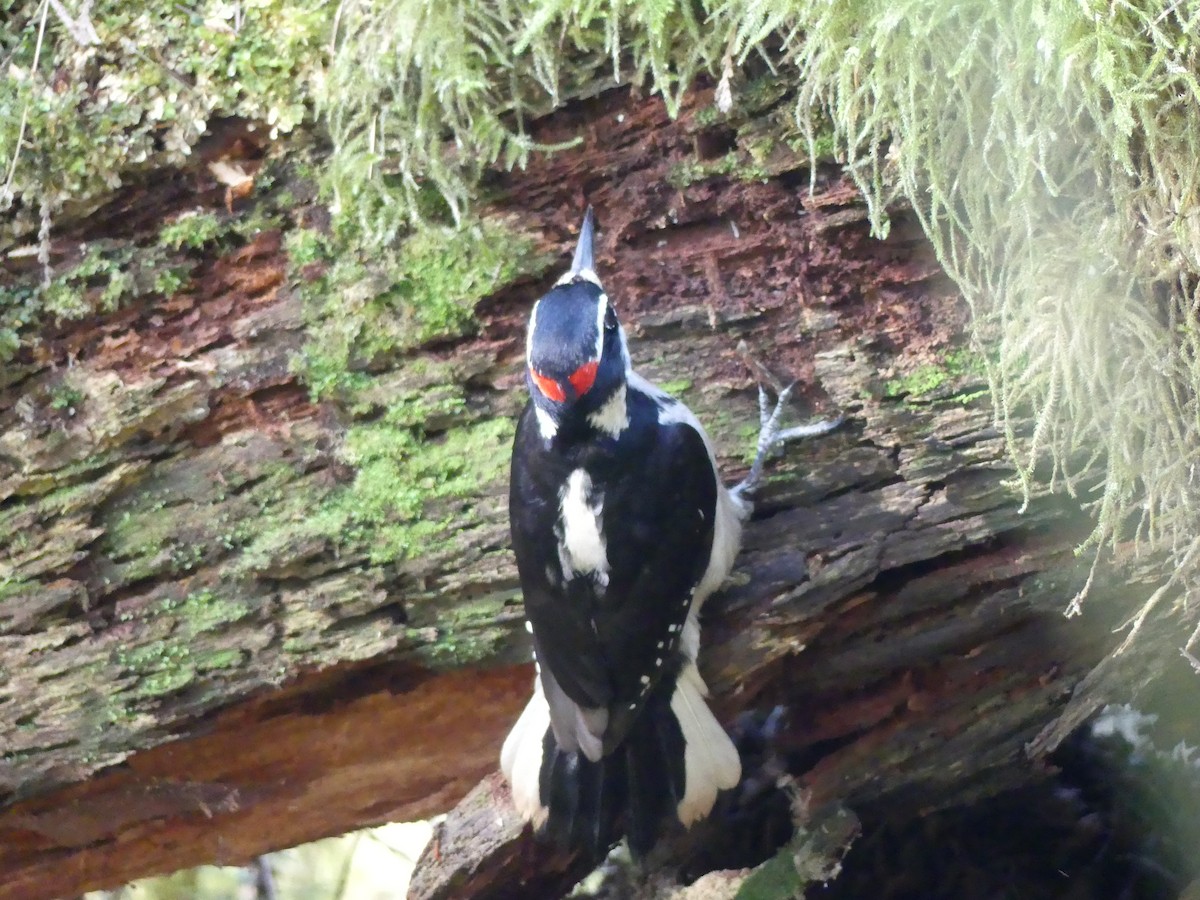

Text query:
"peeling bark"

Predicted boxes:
[[0, 84, 1142, 898]]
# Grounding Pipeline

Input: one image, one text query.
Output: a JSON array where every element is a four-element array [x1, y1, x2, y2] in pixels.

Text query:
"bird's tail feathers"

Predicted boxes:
[[501, 667, 741, 857], [670, 661, 742, 826], [500, 681, 551, 828]]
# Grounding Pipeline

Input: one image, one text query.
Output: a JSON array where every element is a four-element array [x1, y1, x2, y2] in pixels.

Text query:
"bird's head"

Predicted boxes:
[[525, 208, 628, 436]]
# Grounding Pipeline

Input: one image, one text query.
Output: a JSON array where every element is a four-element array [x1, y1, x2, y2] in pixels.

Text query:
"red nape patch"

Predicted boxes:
[[568, 360, 599, 397], [531, 368, 566, 402]]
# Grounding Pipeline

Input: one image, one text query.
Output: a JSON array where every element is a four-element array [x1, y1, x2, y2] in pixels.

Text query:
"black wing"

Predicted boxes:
[[509, 398, 717, 748]]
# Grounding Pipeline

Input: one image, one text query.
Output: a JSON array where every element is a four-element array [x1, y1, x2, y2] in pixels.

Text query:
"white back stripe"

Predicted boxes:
[[558, 469, 609, 587]]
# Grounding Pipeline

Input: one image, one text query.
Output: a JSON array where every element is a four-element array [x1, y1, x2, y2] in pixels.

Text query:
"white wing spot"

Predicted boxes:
[[640, 675, 650, 685], [655, 657, 662, 666], [525, 621, 533, 634]]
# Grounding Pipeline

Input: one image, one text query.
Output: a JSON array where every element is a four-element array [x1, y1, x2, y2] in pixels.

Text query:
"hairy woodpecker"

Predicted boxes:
[[501, 208, 839, 857]]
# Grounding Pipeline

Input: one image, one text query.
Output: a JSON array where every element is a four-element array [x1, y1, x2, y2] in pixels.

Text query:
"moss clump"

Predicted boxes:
[[293, 216, 550, 399], [116, 641, 195, 699], [884, 349, 987, 402], [170, 589, 253, 634], [0, 2, 327, 239], [158, 212, 228, 251], [278, 412, 514, 567], [657, 378, 693, 396]]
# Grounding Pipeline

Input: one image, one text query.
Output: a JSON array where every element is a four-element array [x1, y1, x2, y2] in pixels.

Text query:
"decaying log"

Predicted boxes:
[[405, 339, 1127, 898], [0, 84, 1146, 898]]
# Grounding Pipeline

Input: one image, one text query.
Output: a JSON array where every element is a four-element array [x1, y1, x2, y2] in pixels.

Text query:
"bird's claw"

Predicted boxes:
[[732, 382, 843, 501]]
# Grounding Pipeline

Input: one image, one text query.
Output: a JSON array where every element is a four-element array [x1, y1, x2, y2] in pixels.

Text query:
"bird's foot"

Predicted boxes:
[[730, 383, 843, 501]]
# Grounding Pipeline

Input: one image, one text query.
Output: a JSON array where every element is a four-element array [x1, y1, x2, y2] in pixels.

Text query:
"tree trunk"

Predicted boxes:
[[0, 84, 1141, 899]]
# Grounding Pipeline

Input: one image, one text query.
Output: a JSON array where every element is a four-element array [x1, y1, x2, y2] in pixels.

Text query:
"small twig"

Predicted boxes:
[[362, 828, 422, 865], [38, 197, 52, 288], [253, 855, 278, 900], [2, 0, 51, 209], [1180, 646, 1200, 675], [1113, 535, 1200, 654], [735, 339, 789, 394], [330, 0, 350, 54], [330, 832, 362, 900], [47, 0, 99, 45]]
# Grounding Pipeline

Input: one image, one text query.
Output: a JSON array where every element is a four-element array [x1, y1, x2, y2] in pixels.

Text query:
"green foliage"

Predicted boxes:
[[0, 241, 194, 362], [0, 0, 327, 238], [158, 212, 226, 251]]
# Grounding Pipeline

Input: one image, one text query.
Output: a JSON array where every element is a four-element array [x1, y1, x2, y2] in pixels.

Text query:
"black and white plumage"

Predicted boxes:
[[500, 208, 747, 857]]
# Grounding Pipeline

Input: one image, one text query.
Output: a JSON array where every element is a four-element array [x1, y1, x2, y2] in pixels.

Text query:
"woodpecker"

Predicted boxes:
[[501, 207, 839, 857]]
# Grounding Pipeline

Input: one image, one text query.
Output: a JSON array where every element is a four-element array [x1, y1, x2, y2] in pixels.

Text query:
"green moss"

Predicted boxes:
[[195, 649, 245, 672], [158, 212, 227, 251], [884, 348, 986, 401], [242, 391, 515, 572], [694, 105, 726, 128], [657, 378, 693, 396], [667, 154, 740, 189], [109, 591, 251, 699], [285, 227, 329, 268], [117, 641, 195, 699], [0, 577, 35, 603], [294, 216, 551, 399], [418, 590, 519, 667], [0, 1, 327, 230], [48, 383, 85, 414], [340, 413, 515, 564], [171, 589, 253, 634], [0, 238, 197, 362]]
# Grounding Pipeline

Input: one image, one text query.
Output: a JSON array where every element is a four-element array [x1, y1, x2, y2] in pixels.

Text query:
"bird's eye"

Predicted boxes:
[[604, 306, 618, 332]]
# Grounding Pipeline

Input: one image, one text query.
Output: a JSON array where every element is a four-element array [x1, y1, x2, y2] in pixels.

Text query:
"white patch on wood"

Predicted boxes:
[[557, 469, 608, 587], [670, 660, 741, 826], [587, 384, 628, 437], [500, 677, 551, 828]]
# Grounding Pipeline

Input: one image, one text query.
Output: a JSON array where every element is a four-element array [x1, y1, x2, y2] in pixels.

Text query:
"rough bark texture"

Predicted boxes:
[[0, 83, 1142, 898]]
